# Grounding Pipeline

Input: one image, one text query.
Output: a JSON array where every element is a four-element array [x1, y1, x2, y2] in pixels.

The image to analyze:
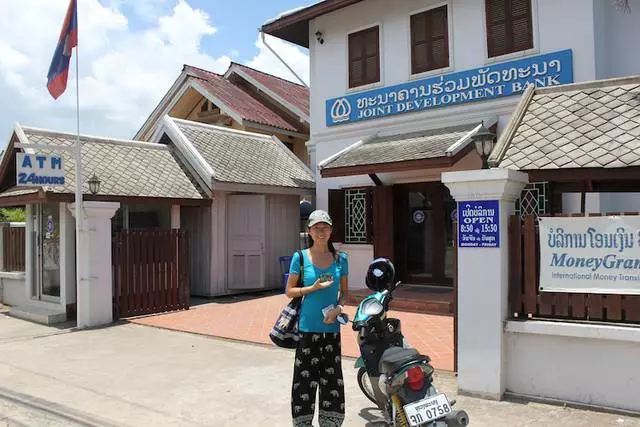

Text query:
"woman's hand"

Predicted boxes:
[[323, 306, 343, 324], [311, 277, 333, 292]]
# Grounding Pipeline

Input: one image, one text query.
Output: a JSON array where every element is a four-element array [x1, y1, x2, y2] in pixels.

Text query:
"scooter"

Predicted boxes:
[[337, 259, 469, 427]]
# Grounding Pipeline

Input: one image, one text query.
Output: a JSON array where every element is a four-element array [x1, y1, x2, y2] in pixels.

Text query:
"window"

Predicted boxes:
[[410, 6, 449, 74], [344, 189, 369, 243], [485, 0, 533, 58], [348, 26, 380, 88], [328, 188, 372, 244]]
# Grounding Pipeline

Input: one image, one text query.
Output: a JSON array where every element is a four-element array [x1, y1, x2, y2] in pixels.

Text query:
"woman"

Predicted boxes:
[[286, 209, 348, 427]]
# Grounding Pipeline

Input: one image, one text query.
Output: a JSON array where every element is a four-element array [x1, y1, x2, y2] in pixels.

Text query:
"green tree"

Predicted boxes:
[[0, 208, 25, 222]]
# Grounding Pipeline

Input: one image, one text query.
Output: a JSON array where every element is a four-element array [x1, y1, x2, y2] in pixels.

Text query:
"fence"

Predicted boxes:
[[2, 225, 25, 272], [509, 214, 640, 323], [112, 229, 189, 319]]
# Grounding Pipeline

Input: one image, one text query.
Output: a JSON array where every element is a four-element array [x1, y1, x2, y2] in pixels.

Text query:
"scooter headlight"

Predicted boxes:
[[362, 299, 384, 316]]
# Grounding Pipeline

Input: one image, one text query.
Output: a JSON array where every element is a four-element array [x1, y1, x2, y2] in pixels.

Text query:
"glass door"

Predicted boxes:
[[32, 203, 61, 301], [396, 183, 451, 285]]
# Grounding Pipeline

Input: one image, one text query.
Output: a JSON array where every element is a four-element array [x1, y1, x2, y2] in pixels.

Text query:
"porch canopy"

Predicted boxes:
[[319, 122, 489, 179], [0, 124, 209, 207], [489, 75, 640, 212]]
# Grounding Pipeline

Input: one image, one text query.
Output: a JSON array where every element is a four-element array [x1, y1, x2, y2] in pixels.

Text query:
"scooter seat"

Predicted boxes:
[[379, 347, 428, 374]]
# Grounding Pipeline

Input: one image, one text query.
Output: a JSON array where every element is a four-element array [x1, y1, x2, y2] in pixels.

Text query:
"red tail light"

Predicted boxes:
[[406, 366, 424, 391]]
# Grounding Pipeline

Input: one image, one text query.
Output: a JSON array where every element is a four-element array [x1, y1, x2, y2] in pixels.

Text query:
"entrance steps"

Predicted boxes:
[[9, 305, 67, 325], [345, 284, 454, 316]]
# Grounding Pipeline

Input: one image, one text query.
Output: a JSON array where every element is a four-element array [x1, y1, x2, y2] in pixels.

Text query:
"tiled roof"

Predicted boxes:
[[15, 126, 205, 200], [172, 118, 315, 189], [230, 63, 309, 116], [491, 75, 640, 170], [322, 123, 481, 169], [185, 65, 304, 133]]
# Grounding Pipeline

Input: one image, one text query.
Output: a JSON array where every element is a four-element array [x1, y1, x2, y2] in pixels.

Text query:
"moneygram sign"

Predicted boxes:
[[539, 216, 640, 295], [326, 49, 573, 126]]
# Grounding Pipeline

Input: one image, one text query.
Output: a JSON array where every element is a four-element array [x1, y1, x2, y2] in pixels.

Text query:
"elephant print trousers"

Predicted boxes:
[[291, 332, 345, 427]]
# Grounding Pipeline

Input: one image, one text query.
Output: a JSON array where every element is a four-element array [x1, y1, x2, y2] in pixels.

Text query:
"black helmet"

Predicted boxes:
[[365, 258, 396, 292]]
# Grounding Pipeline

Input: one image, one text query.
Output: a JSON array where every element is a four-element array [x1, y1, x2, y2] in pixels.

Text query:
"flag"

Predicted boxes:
[[47, 0, 78, 99]]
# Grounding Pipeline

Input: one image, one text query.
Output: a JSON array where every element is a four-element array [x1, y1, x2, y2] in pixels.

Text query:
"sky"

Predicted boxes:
[[0, 0, 312, 146]]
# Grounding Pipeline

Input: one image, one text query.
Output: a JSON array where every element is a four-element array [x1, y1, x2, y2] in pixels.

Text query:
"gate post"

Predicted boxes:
[[70, 201, 120, 329], [442, 169, 528, 400]]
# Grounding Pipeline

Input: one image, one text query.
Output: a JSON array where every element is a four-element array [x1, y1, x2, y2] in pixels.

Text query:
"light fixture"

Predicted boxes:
[[471, 121, 496, 169], [315, 30, 324, 44], [88, 173, 101, 195]]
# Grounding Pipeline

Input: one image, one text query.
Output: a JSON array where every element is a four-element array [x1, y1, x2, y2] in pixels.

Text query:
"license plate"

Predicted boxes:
[[403, 393, 451, 426]]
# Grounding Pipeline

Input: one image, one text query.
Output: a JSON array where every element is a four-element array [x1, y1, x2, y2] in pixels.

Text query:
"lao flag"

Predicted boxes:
[[47, 0, 78, 99]]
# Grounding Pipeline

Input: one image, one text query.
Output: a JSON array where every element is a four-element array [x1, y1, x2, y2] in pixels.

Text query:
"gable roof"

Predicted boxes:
[[262, 0, 366, 48], [490, 75, 640, 171], [154, 117, 315, 194], [185, 65, 305, 132], [225, 62, 309, 120], [134, 63, 309, 141], [0, 124, 206, 204]]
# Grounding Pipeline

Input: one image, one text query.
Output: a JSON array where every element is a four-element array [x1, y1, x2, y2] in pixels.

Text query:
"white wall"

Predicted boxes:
[[594, 0, 640, 79], [505, 321, 640, 412], [266, 194, 301, 289], [1, 274, 27, 306], [309, 0, 598, 141], [561, 193, 640, 215]]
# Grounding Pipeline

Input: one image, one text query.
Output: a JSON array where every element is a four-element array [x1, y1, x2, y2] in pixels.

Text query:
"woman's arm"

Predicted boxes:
[[286, 274, 332, 299], [337, 275, 348, 307]]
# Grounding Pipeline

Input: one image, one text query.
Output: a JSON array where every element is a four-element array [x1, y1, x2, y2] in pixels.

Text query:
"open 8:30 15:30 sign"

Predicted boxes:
[[457, 200, 500, 248]]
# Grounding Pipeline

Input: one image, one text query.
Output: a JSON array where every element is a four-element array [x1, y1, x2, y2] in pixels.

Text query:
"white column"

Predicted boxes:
[[171, 205, 180, 229], [25, 205, 34, 300], [69, 201, 119, 329], [60, 203, 76, 309], [442, 168, 528, 400]]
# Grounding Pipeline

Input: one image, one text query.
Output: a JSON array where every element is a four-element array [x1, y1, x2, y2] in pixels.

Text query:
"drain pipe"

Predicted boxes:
[[260, 30, 309, 88]]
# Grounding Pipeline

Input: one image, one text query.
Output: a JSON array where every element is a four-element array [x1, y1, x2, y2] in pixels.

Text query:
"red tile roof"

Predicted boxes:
[[184, 65, 307, 134], [229, 63, 309, 117]]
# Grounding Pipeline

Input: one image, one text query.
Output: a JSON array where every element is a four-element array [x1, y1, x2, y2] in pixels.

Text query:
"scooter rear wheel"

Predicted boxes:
[[357, 367, 378, 406]]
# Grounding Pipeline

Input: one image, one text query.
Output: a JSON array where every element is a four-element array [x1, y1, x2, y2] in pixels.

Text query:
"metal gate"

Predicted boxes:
[[112, 229, 189, 319]]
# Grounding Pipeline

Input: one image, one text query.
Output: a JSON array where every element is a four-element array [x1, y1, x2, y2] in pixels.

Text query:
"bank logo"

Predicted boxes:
[[330, 97, 351, 123]]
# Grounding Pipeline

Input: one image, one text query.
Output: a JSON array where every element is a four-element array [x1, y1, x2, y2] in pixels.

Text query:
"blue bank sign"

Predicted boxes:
[[458, 200, 500, 248], [16, 153, 65, 186], [326, 49, 573, 126]]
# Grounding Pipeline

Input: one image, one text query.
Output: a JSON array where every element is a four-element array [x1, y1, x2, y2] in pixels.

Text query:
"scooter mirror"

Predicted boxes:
[[337, 313, 349, 325]]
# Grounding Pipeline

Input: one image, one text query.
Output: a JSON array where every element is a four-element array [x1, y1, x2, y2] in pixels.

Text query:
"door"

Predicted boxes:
[[227, 195, 266, 289], [32, 203, 61, 301], [395, 183, 455, 285]]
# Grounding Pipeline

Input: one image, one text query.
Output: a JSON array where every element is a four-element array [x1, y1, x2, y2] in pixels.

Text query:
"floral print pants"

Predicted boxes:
[[291, 332, 345, 427]]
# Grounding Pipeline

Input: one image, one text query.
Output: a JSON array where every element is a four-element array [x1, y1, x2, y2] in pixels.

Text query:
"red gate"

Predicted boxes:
[[112, 229, 189, 319]]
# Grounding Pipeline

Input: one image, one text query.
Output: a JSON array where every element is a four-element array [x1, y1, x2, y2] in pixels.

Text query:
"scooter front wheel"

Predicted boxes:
[[357, 367, 378, 406]]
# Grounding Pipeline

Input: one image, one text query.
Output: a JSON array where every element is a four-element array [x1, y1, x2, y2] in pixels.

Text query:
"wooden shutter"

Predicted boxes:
[[486, 0, 533, 58], [373, 186, 394, 259], [411, 6, 449, 74], [348, 26, 380, 88], [328, 189, 345, 243]]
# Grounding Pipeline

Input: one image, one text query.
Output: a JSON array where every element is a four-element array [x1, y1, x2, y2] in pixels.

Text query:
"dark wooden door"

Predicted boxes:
[[395, 182, 455, 285]]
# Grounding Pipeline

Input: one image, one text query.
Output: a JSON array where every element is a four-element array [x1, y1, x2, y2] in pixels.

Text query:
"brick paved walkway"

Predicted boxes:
[[132, 293, 454, 371]]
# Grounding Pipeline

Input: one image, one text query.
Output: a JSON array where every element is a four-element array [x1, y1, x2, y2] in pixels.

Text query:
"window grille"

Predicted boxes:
[[345, 189, 368, 243]]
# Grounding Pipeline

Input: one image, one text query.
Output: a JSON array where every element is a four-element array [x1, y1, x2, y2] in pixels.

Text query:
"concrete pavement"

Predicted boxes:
[[0, 313, 638, 426]]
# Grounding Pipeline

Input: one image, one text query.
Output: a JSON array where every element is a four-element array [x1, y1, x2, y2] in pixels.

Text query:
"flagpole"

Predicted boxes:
[[74, 2, 83, 287]]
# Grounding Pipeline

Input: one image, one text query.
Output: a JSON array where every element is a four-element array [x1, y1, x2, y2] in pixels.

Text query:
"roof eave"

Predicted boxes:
[[320, 155, 457, 178], [261, 0, 366, 48]]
